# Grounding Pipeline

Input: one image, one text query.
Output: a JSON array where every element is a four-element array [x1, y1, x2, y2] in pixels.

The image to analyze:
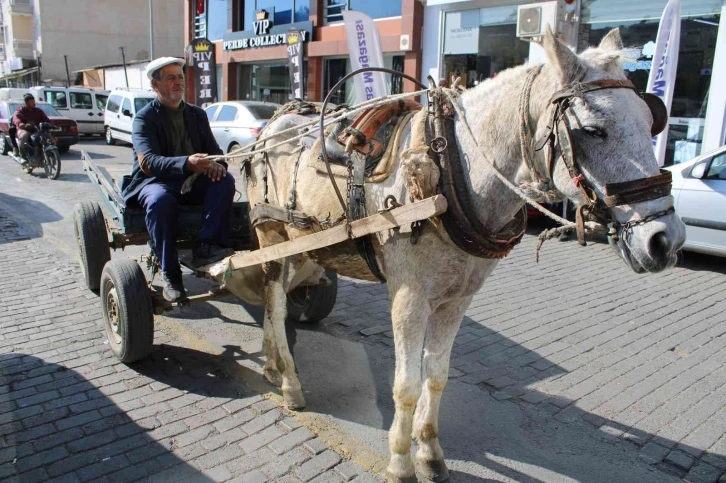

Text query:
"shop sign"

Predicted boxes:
[[443, 10, 480, 55], [286, 28, 304, 99], [223, 10, 313, 51], [190, 38, 218, 106]]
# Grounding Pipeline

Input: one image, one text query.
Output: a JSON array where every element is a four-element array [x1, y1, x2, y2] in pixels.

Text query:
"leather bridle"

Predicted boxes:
[[528, 74, 674, 245]]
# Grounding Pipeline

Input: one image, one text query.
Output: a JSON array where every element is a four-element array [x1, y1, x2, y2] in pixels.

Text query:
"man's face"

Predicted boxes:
[[153, 64, 185, 105], [25, 99, 36, 109]]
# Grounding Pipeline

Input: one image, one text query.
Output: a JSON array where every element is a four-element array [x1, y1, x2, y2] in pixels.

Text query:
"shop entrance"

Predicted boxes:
[[237, 63, 294, 104]]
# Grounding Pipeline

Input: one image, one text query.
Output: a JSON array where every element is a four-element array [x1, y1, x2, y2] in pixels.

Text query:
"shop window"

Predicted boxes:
[[323, 55, 405, 106], [325, 0, 401, 24], [243, 1, 308, 31], [442, 6, 529, 88], [582, 0, 721, 165], [238, 63, 294, 104]]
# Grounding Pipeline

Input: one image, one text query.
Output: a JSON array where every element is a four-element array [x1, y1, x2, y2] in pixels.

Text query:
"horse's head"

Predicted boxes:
[[537, 28, 685, 273]]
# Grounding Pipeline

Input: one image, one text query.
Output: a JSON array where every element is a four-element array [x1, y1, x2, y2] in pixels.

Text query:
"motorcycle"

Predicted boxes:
[[10, 122, 62, 180]]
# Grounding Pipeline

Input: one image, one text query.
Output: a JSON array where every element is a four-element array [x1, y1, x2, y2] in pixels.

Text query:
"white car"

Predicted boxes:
[[665, 145, 726, 257], [203, 101, 280, 154]]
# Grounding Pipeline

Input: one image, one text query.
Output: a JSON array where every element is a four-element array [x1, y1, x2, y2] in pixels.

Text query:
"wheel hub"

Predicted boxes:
[[106, 286, 122, 344]]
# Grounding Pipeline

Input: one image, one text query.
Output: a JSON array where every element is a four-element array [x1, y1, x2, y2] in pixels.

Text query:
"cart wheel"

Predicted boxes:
[[73, 201, 111, 291], [287, 271, 338, 324], [101, 259, 154, 363]]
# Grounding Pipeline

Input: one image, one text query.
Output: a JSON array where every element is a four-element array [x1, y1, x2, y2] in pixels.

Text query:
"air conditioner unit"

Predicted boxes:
[[517, 1, 565, 39]]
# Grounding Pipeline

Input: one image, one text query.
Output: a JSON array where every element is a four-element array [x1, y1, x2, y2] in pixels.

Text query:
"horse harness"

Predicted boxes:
[[523, 69, 675, 245]]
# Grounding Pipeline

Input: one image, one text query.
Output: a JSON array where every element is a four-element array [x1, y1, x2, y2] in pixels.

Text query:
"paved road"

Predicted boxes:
[[1, 139, 726, 482]]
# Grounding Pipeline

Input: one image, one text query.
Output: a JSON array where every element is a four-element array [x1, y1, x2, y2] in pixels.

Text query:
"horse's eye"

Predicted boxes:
[[584, 126, 607, 139]]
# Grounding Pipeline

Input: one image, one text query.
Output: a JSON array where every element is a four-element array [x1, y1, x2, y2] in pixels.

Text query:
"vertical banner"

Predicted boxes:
[[342, 10, 387, 103], [646, 0, 681, 167], [286, 28, 304, 100], [190, 38, 218, 107]]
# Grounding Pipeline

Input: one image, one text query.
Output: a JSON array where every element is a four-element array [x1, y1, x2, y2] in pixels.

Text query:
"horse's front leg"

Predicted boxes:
[[386, 284, 430, 483], [261, 260, 306, 409], [412, 298, 469, 482]]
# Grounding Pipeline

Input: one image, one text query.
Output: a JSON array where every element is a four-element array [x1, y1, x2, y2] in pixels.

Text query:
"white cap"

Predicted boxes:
[[145, 57, 185, 80]]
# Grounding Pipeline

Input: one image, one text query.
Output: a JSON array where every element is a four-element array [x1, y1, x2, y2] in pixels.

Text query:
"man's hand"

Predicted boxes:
[[185, 153, 210, 173], [204, 162, 227, 182]]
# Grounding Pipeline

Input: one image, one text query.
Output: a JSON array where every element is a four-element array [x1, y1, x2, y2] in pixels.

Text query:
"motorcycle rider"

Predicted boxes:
[[13, 93, 52, 163]]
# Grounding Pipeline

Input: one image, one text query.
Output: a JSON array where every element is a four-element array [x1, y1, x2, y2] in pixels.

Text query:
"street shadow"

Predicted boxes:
[[675, 250, 726, 275], [0, 354, 213, 482], [55, 173, 91, 183], [0, 192, 62, 241]]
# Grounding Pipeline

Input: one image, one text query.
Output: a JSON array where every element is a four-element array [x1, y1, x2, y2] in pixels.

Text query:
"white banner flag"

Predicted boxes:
[[342, 10, 388, 103], [646, 0, 681, 166]]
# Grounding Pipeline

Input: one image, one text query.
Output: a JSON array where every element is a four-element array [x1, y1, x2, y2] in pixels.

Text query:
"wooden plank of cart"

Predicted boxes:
[[74, 151, 447, 363]]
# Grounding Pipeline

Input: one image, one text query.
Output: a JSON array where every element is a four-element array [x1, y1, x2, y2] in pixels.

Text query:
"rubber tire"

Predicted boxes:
[[58, 145, 70, 154], [73, 201, 111, 292], [228, 142, 240, 155], [44, 148, 61, 180], [0, 135, 9, 155], [287, 271, 338, 324], [101, 259, 154, 363], [105, 126, 116, 145]]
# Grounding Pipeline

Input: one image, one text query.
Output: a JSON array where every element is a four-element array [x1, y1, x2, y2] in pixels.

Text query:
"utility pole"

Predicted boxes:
[[119, 46, 129, 88], [149, 0, 154, 60], [63, 55, 71, 87]]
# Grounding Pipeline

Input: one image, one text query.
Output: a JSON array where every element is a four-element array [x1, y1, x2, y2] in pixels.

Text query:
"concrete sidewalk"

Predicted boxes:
[[0, 209, 379, 483]]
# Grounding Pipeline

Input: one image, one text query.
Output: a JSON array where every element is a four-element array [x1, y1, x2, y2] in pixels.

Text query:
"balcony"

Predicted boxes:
[[12, 39, 34, 59], [8, 0, 33, 16]]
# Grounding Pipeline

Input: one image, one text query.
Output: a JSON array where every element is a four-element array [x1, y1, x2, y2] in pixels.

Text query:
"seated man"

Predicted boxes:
[[13, 93, 51, 161], [121, 57, 235, 302]]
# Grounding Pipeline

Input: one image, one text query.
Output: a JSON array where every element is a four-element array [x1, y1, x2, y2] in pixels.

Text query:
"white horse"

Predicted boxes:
[[243, 29, 686, 482]]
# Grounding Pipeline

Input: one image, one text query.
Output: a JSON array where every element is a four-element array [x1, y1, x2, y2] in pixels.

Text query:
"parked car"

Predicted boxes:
[[103, 88, 155, 145], [203, 101, 281, 154], [664, 145, 726, 257], [0, 100, 80, 154], [30, 87, 109, 136]]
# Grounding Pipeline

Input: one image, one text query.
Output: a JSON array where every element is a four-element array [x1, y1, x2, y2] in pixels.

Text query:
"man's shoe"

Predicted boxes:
[[12, 147, 19, 157], [162, 272, 186, 302], [192, 242, 234, 267]]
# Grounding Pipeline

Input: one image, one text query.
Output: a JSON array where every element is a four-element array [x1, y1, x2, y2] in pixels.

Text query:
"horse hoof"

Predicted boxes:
[[417, 459, 450, 482], [263, 367, 283, 387], [283, 390, 306, 410], [384, 471, 418, 483]]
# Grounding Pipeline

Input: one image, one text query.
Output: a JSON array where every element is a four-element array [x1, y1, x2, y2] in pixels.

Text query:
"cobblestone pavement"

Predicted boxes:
[[2, 141, 726, 482], [0, 210, 380, 482]]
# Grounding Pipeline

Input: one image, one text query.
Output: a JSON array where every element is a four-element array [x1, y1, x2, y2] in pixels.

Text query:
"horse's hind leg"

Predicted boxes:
[[386, 284, 430, 483], [261, 260, 306, 409], [413, 298, 469, 482]]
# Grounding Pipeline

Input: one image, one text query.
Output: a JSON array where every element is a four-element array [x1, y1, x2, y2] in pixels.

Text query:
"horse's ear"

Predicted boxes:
[[599, 28, 624, 52], [543, 26, 584, 86]]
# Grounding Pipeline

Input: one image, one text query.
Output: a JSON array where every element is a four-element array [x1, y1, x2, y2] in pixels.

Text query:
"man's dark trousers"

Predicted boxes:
[[137, 173, 235, 276]]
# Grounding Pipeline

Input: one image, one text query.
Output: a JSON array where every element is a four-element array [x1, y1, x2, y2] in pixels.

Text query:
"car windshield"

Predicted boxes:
[[134, 98, 153, 112], [9, 103, 62, 117], [245, 104, 278, 120]]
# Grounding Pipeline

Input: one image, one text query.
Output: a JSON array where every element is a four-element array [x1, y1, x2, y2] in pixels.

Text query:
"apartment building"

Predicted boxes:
[[0, 0, 185, 87]]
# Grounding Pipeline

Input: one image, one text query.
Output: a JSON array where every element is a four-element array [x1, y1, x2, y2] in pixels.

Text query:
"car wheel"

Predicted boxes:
[[58, 145, 70, 154], [105, 126, 116, 145], [0, 135, 8, 156]]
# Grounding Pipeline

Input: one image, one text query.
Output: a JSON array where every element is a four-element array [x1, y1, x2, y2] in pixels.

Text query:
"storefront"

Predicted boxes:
[[422, 0, 726, 166], [185, 0, 424, 105]]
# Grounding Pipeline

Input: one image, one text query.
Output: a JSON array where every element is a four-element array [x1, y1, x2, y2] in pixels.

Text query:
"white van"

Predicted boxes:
[[30, 87, 109, 135], [103, 88, 155, 145], [0, 88, 32, 101]]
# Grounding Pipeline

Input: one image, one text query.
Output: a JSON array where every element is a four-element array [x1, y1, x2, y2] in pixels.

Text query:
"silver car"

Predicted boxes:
[[664, 145, 726, 257], [204, 101, 281, 154]]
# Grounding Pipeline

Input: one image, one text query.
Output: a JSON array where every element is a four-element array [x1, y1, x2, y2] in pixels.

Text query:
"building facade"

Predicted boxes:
[[0, 0, 184, 87], [422, 0, 726, 166], [184, 0, 424, 104]]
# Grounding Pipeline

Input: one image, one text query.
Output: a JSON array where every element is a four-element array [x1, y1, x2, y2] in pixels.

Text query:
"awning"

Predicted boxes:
[[0, 66, 39, 81]]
